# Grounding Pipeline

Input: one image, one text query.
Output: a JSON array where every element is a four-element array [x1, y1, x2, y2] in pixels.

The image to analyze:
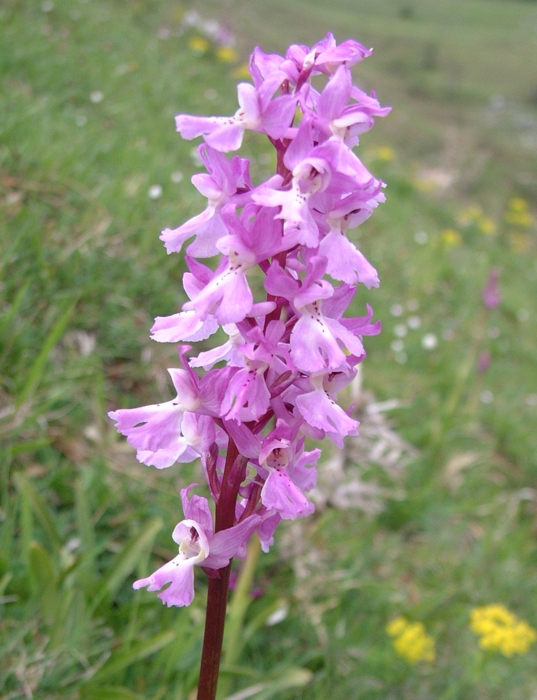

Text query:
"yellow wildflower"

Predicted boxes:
[[478, 217, 496, 235], [441, 229, 462, 247], [505, 198, 534, 227], [231, 63, 252, 80], [375, 146, 396, 162], [216, 46, 238, 63], [188, 36, 210, 54], [386, 615, 408, 638], [457, 205, 483, 226], [457, 206, 496, 234], [509, 231, 532, 253], [413, 177, 438, 193], [470, 604, 537, 657], [505, 210, 534, 227], [508, 197, 528, 213], [386, 616, 436, 664]]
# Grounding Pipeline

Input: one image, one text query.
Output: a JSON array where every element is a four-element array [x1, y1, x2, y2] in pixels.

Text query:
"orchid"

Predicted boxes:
[[134, 486, 261, 606], [109, 32, 389, 700]]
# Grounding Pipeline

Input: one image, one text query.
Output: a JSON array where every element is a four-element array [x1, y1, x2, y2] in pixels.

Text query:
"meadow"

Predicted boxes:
[[1, 0, 537, 698]]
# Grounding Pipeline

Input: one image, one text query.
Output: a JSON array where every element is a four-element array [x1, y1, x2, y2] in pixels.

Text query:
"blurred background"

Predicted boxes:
[[1, 1, 537, 698]]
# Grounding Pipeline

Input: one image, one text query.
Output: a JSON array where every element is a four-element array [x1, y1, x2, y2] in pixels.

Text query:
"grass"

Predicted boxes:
[[1, 0, 537, 698]]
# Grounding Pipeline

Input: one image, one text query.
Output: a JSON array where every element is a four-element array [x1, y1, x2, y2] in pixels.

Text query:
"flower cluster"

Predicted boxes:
[[386, 616, 436, 664], [504, 197, 533, 228], [109, 33, 389, 607], [470, 604, 537, 657]]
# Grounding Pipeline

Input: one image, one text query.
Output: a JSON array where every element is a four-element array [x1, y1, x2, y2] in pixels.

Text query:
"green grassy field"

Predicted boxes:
[[2, 0, 537, 698]]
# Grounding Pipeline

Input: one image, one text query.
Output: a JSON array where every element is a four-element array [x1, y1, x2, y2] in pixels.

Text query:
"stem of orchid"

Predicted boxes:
[[197, 437, 243, 700], [197, 563, 232, 700]]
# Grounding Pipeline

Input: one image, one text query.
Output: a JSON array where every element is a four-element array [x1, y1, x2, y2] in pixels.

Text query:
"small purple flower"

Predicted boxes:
[[134, 486, 261, 606], [265, 257, 380, 373], [175, 73, 297, 152], [311, 65, 390, 144], [478, 350, 491, 373], [286, 33, 372, 76], [108, 368, 204, 468], [259, 437, 320, 520], [483, 268, 501, 309], [160, 144, 252, 256], [295, 370, 359, 445]]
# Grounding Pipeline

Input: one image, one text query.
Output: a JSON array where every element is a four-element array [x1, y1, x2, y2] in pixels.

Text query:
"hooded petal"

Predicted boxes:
[[180, 486, 214, 536]]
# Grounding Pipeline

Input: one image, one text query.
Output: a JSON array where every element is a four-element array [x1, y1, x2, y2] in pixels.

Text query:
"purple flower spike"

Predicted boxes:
[[110, 32, 390, 608], [478, 350, 491, 374], [160, 145, 252, 256], [483, 268, 501, 309]]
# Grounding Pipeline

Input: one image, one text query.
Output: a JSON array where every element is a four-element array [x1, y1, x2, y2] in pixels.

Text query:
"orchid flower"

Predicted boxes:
[[109, 35, 389, 620]]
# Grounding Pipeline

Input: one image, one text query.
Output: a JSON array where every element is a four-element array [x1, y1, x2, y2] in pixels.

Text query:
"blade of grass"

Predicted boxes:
[[0, 279, 31, 366], [13, 472, 63, 554], [87, 630, 176, 684], [19, 479, 33, 567], [16, 295, 79, 407], [218, 535, 261, 700], [9, 438, 52, 456], [49, 587, 89, 648], [90, 516, 163, 610], [223, 668, 313, 700], [81, 685, 146, 700], [28, 540, 59, 618], [75, 475, 97, 582], [0, 572, 13, 597]]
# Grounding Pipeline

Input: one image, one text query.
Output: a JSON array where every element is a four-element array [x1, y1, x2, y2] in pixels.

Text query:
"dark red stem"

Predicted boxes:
[[197, 120, 293, 698], [196, 438, 244, 700], [196, 562, 232, 700]]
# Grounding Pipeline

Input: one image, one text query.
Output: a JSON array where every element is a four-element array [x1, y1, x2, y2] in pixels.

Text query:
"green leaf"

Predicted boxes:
[[223, 668, 313, 700], [19, 478, 33, 564], [10, 438, 52, 456], [28, 541, 57, 586], [0, 280, 31, 366], [219, 664, 259, 680], [75, 476, 97, 583], [0, 492, 18, 572], [81, 685, 145, 700], [0, 280, 31, 331], [16, 296, 78, 407], [0, 572, 13, 597], [49, 588, 88, 649], [242, 598, 289, 644], [91, 517, 162, 609], [148, 604, 204, 683], [28, 541, 59, 619], [223, 535, 261, 668], [87, 630, 176, 684], [14, 472, 63, 554]]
